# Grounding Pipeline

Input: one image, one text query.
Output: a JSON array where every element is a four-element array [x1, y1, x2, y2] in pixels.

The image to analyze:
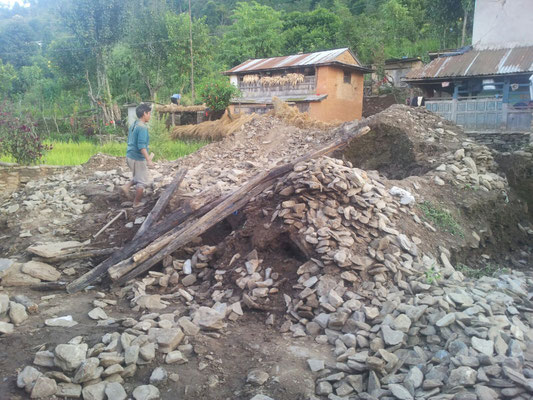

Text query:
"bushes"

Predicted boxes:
[[199, 78, 239, 112], [0, 102, 52, 165]]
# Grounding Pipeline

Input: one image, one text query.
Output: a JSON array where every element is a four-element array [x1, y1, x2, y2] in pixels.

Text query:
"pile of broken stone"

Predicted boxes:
[[0, 292, 36, 335], [430, 140, 507, 191], [16, 288, 205, 399], [89, 154, 532, 399]]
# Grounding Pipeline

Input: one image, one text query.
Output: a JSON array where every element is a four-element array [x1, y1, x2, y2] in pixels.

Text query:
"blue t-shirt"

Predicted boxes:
[[126, 121, 149, 161]]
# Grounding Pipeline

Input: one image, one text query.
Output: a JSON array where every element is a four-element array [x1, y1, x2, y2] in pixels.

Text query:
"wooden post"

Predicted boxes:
[[133, 169, 187, 240]]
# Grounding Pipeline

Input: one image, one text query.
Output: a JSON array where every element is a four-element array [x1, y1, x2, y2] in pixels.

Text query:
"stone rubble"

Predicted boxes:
[[4, 106, 532, 399]]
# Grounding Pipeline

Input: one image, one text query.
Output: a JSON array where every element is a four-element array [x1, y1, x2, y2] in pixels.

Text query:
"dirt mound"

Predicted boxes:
[[338, 105, 463, 179], [495, 147, 533, 217]]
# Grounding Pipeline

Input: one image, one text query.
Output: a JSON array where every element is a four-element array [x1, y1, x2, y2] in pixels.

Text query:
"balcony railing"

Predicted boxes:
[[238, 76, 316, 98], [425, 97, 532, 131]]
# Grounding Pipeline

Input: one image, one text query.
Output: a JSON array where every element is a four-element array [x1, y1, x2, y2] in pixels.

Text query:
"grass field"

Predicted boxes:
[[0, 139, 207, 166]]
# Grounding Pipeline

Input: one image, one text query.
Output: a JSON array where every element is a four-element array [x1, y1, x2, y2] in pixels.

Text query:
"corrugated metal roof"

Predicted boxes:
[[405, 46, 533, 81], [225, 48, 357, 74]]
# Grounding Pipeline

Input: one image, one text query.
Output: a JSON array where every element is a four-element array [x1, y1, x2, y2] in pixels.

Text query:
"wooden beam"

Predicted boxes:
[[133, 169, 187, 240], [65, 189, 226, 293], [114, 125, 371, 284]]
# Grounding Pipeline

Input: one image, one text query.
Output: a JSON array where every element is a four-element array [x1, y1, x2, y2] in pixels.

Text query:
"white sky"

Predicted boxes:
[[0, 0, 30, 8]]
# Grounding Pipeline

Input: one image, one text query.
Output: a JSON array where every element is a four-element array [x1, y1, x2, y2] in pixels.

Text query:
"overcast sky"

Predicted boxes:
[[0, 0, 30, 8]]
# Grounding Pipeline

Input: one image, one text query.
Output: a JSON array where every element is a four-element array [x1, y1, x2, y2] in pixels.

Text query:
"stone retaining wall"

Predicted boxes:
[[468, 131, 532, 151], [0, 163, 71, 200]]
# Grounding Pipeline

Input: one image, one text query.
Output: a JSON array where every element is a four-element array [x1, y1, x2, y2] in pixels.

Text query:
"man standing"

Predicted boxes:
[[121, 103, 154, 207]]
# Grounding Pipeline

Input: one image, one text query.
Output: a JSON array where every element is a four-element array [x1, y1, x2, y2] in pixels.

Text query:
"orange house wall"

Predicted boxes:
[[309, 66, 364, 122]]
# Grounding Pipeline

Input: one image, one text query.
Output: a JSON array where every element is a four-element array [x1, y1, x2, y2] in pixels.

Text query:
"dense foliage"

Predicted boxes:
[[0, 102, 52, 164], [0, 0, 474, 137], [200, 79, 240, 112]]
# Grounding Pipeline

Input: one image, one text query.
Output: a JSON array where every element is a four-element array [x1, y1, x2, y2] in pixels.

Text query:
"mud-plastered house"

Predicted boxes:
[[223, 48, 372, 122]]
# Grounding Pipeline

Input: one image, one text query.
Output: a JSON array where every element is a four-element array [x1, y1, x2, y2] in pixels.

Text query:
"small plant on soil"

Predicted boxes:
[[425, 264, 442, 284], [418, 201, 464, 237], [456, 262, 507, 279]]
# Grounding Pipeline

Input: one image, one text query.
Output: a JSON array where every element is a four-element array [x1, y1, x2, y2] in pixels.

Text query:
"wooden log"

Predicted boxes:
[[115, 171, 280, 283], [30, 282, 67, 291], [32, 247, 119, 264], [133, 168, 187, 240], [65, 189, 226, 293], [114, 124, 371, 284]]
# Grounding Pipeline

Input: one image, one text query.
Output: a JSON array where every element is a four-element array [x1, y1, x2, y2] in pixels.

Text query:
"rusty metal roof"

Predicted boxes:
[[224, 48, 364, 74], [405, 46, 533, 81]]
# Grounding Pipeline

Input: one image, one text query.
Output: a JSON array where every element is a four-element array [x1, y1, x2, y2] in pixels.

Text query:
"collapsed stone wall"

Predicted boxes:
[[469, 132, 532, 152], [0, 163, 70, 201]]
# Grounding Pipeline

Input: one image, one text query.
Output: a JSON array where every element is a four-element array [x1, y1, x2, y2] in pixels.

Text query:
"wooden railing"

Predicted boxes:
[[425, 97, 532, 131]]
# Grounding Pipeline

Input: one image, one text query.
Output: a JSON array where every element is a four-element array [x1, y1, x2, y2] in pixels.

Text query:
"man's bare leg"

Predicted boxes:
[[121, 181, 133, 199], [133, 186, 144, 207]]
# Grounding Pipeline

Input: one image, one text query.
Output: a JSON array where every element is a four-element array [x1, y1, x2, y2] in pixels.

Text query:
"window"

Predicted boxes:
[[343, 70, 351, 84]]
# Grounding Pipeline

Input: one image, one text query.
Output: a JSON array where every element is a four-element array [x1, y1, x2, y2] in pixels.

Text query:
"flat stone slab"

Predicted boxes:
[[45, 315, 78, 328], [22, 261, 61, 281]]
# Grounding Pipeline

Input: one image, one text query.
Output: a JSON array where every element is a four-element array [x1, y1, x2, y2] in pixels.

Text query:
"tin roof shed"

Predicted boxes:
[[224, 48, 372, 75], [404, 46, 533, 82]]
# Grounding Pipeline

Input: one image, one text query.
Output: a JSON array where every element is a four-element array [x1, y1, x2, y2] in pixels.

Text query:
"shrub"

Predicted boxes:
[[0, 102, 52, 165], [418, 201, 464, 237], [199, 78, 239, 112]]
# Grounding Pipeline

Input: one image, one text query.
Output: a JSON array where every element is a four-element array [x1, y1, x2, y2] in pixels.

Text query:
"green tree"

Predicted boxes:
[[126, 0, 171, 101], [165, 12, 214, 102], [220, 1, 283, 67], [0, 20, 39, 68], [60, 0, 129, 123], [282, 8, 341, 54], [0, 58, 16, 96]]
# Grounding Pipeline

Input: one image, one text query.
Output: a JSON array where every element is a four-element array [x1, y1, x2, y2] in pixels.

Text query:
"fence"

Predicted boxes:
[[425, 97, 532, 131]]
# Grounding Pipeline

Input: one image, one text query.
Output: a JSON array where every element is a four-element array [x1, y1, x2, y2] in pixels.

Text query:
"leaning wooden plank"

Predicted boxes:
[[65, 190, 226, 293], [114, 125, 371, 284], [94, 210, 127, 239], [32, 247, 119, 264], [133, 168, 187, 240], [115, 172, 280, 283]]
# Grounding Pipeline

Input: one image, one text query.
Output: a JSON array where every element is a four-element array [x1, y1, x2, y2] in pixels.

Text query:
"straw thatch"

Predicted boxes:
[[155, 104, 207, 113], [171, 112, 255, 141], [269, 97, 339, 130]]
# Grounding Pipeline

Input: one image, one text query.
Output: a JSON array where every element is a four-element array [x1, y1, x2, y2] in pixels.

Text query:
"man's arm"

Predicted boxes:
[[140, 148, 154, 167], [137, 127, 154, 167]]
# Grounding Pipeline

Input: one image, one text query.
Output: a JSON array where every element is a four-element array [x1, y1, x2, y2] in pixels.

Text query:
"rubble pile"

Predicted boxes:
[[1, 105, 532, 399], [0, 292, 36, 334], [429, 141, 507, 192], [17, 299, 197, 400]]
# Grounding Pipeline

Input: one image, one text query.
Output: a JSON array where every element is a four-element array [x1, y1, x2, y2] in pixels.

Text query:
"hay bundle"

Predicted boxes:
[[285, 73, 305, 85], [269, 97, 339, 130], [243, 74, 259, 84], [171, 112, 255, 141], [156, 104, 207, 113], [259, 73, 304, 87], [259, 76, 277, 87]]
